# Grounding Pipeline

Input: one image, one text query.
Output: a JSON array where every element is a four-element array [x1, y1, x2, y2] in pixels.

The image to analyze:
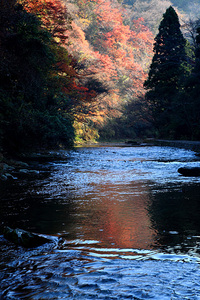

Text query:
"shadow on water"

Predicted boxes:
[[0, 181, 77, 237], [148, 183, 200, 252]]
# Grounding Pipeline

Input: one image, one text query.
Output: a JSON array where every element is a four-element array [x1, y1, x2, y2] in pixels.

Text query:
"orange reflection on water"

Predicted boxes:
[[76, 181, 156, 250]]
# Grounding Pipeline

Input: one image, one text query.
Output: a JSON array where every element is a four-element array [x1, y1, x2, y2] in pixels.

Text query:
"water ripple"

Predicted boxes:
[[1, 146, 200, 299]]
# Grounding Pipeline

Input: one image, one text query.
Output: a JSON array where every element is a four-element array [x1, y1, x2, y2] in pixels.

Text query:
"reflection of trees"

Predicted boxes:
[[75, 182, 155, 249], [148, 183, 200, 249], [6, 173, 200, 253]]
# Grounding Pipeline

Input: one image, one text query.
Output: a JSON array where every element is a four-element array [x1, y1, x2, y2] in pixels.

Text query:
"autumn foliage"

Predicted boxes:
[[21, 0, 70, 43], [0, 0, 155, 152], [21, 0, 99, 120], [63, 0, 154, 139], [22, 0, 154, 111], [22, 0, 155, 142]]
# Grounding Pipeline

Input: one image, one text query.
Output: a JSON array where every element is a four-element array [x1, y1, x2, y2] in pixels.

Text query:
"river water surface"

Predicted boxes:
[[1, 145, 200, 299]]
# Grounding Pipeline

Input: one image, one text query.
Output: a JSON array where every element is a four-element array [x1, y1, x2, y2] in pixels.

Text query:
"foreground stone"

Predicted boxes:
[[178, 167, 200, 177], [4, 227, 52, 248]]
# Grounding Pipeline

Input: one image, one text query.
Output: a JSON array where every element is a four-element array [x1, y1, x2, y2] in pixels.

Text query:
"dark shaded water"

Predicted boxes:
[[1, 145, 200, 299]]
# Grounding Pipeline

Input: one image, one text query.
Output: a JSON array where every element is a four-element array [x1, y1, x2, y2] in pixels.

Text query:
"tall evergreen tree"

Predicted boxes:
[[144, 6, 188, 137]]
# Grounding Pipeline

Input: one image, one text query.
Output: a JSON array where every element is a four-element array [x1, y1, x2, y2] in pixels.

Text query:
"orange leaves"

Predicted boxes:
[[99, 17, 152, 97], [66, 21, 93, 60], [21, 0, 99, 124], [94, 0, 123, 28], [64, 0, 154, 126], [92, 52, 118, 80], [21, 0, 154, 130], [22, 0, 71, 44]]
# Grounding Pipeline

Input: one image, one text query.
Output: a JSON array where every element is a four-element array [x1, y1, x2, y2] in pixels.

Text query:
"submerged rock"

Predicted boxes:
[[178, 167, 200, 177], [3, 227, 52, 248]]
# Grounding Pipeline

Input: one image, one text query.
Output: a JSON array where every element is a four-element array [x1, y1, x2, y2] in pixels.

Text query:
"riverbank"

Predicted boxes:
[[0, 151, 68, 181], [80, 139, 200, 152], [153, 139, 200, 152]]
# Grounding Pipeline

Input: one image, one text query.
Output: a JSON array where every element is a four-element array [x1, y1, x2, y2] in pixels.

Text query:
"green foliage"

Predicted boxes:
[[0, 1, 74, 153], [143, 5, 200, 140], [179, 26, 200, 139], [144, 6, 188, 137], [98, 97, 154, 140], [74, 121, 99, 144]]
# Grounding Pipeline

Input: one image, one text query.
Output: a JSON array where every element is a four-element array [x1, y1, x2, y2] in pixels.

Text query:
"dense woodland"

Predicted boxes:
[[1, 0, 200, 154]]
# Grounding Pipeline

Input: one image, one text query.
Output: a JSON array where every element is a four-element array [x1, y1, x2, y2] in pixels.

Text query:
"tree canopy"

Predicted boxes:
[[1, 0, 200, 153], [0, 0, 75, 153]]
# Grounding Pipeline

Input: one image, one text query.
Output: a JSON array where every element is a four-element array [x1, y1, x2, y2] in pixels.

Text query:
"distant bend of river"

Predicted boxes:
[[1, 145, 200, 299]]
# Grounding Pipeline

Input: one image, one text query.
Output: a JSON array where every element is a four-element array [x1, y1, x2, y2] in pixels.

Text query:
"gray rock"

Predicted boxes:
[[178, 167, 200, 177], [4, 227, 52, 248]]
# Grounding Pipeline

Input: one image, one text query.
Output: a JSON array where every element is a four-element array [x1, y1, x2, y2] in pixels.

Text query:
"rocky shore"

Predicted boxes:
[[0, 159, 31, 181], [0, 151, 68, 181]]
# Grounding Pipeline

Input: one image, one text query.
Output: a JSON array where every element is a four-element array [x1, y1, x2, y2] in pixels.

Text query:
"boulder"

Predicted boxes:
[[3, 227, 52, 248], [178, 167, 200, 177]]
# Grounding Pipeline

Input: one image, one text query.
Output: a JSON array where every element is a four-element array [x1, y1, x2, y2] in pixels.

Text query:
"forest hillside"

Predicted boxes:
[[0, 0, 200, 155]]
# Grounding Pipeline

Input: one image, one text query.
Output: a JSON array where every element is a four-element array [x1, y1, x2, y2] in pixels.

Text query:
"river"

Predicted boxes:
[[1, 145, 200, 299]]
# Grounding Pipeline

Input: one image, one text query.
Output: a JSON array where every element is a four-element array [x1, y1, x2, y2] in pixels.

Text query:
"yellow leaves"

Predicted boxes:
[[78, 51, 93, 63], [74, 120, 99, 143], [78, 18, 91, 30]]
